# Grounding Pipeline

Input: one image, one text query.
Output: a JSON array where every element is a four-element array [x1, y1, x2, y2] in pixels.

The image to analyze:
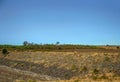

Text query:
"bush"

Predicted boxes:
[[92, 75, 98, 80], [93, 68, 99, 74], [64, 73, 69, 79], [116, 46, 119, 49], [82, 66, 88, 71], [2, 48, 9, 57], [71, 64, 77, 71], [104, 56, 110, 61], [100, 74, 108, 79]]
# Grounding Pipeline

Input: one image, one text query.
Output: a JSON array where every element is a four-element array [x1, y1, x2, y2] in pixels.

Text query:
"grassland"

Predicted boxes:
[[0, 45, 120, 82]]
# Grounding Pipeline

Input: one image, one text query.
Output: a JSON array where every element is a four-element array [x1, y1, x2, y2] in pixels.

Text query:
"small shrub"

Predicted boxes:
[[82, 66, 87, 71], [116, 46, 119, 49], [93, 68, 99, 74], [104, 56, 110, 61], [81, 66, 88, 75], [104, 54, 110, 61], [58, 47, 62, 50], [64, 73, 69, 79], [104, 53, 108, 56], [74, 79, 79, 82], [100, 74, 108, 79], [27, 79, 36, 82], [20, 63, 24, 67], [92, 75, 98, 80], [2, 48, 9, 57], [19, 80, 25, 82], [71, 64, 77, 71], [29, 64, 33, 71]]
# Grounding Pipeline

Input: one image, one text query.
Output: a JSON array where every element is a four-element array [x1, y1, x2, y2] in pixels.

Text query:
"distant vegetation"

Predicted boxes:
[[0, 41, 103, 51], [0, 41, 119, 51]]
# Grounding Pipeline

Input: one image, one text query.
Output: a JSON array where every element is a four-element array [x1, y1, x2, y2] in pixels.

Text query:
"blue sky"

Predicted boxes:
[[0, 0, 120, 45]]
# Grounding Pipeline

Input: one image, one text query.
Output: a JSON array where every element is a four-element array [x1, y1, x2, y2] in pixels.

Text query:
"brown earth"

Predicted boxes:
[[0, 49, 120, 82]]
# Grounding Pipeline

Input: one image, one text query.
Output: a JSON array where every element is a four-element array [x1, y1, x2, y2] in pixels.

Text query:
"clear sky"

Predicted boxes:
[[0, 0, 120, 45]]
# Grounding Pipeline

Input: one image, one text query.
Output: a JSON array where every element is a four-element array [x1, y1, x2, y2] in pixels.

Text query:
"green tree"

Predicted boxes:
[[56, 41, 60, 45], [23, 41, 29, 46]]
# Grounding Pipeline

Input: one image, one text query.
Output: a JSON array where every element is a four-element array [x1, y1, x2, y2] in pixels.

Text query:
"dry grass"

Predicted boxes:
[[0, 49, 120, 82]]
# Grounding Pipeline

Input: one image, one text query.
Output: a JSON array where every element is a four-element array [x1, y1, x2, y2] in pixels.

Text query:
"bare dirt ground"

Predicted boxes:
[[0, 49, 120, 82]]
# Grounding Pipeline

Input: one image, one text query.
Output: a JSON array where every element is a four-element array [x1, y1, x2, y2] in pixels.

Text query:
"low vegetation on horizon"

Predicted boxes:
[[1, 41, 120, 51], [0, 41, 104, 51]]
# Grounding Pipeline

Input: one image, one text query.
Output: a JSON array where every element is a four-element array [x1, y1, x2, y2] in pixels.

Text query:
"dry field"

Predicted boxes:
[[0, 49, 120, 82]]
